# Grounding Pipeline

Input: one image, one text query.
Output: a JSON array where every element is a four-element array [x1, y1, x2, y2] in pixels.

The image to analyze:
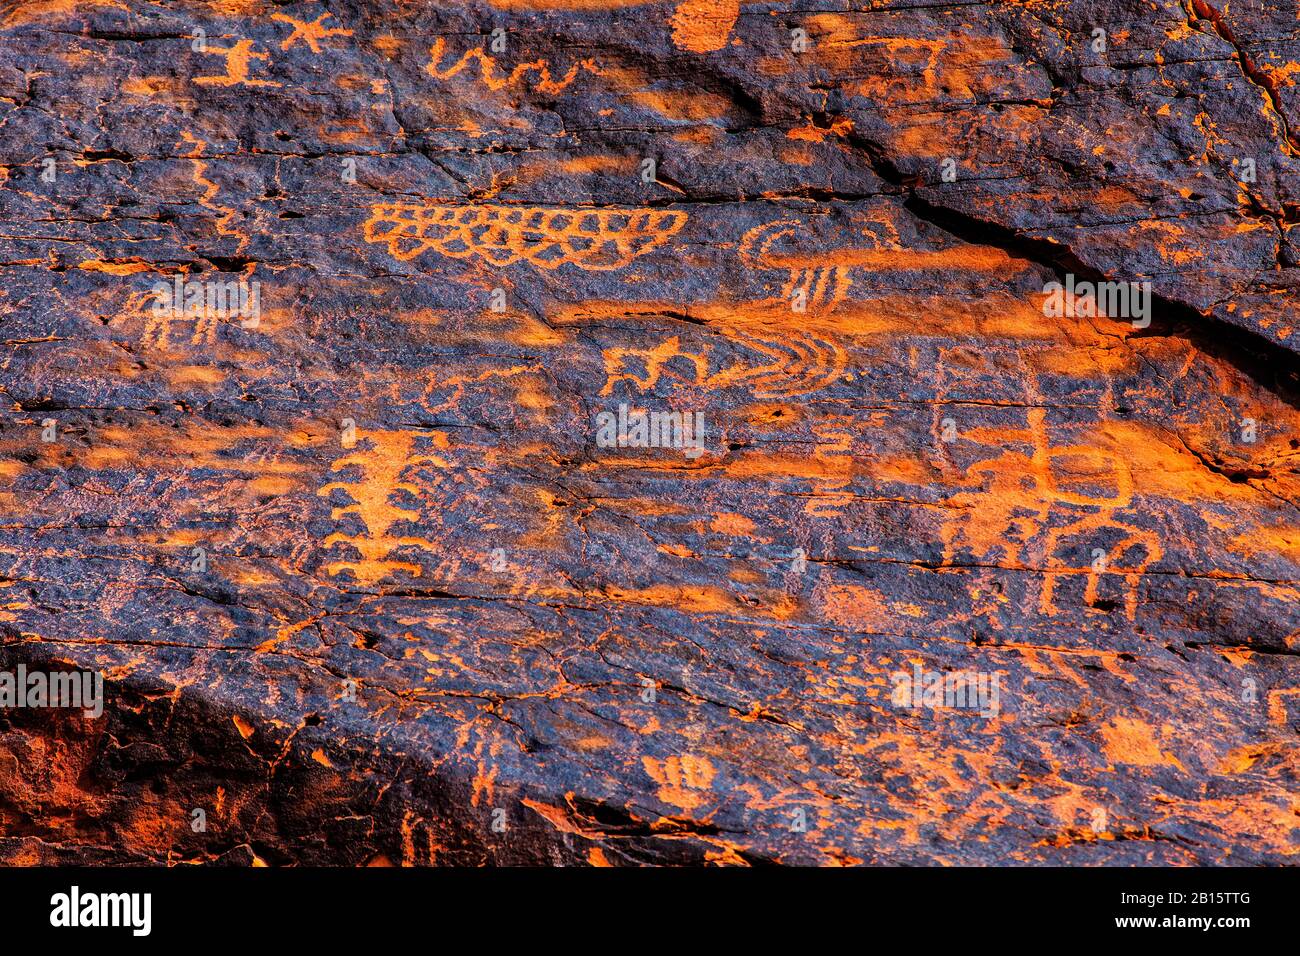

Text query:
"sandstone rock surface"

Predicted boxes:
[[1, 0, 1299, 865]]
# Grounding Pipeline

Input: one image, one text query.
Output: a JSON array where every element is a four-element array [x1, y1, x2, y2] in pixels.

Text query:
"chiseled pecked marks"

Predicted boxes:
[[316, 431, 450, 587], [425, 36, 603, 95], [362, 203, 688, 270], [2, 0, 1300, 868]]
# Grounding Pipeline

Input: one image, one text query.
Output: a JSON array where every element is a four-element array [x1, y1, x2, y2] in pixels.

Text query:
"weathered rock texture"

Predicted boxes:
[[1, 0, 1299, 865]]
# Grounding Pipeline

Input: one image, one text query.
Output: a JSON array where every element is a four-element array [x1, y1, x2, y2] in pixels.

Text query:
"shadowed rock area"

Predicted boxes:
[[1, 0, 1299, 865]]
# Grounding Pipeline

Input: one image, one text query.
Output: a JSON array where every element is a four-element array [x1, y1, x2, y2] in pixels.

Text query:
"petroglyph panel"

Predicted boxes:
[[363, 204, 687, 270], [1, 0, 1299, 869]]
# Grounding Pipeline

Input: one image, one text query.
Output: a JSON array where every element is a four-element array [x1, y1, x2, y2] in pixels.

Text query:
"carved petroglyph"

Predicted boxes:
[[272, 12, 353, 53], [317, 432, 448, 586], [942, 404, 1161, 620], [707, 327, 846, 397], [363, 204, 687, 270], [425, 37, 602, 94], [193, 39, 280, 88], [739, 214, 1019, 313], [601, 337, 710, 398], [141, 296, 218, 348], [600, 328, 845, 400], [804, 416, 857, 518], [592, 218, 863, 400], [740, 220, 853, 315], [420, 363, 542, 418], [846, 34, 1021, 106], [643, 754, 716, 811], [138, 133, 250, 348], [179, 132, 246, 252]]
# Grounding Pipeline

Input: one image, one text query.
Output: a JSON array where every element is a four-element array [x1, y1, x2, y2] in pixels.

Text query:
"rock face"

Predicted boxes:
[[1, 0, 1299, 866]]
